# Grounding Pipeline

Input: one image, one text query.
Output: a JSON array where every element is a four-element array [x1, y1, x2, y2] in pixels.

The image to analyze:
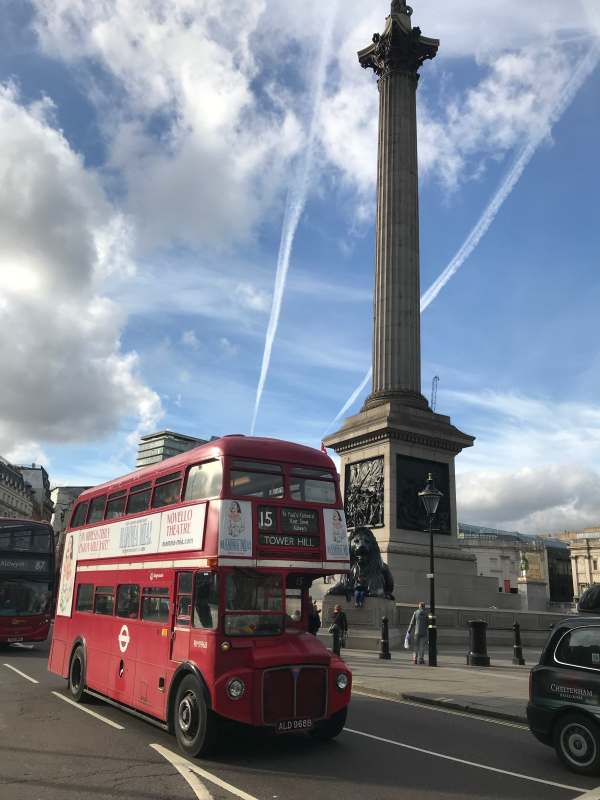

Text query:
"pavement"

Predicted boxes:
[[343, 644, 536, 723]]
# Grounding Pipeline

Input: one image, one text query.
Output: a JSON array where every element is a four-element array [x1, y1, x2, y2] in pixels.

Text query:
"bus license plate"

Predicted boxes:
[[275, 718, 313, 734], [7, 637, 24, 643]]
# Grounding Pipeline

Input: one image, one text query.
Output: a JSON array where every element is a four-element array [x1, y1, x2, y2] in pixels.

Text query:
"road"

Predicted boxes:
[[1, 640, 599, 800]]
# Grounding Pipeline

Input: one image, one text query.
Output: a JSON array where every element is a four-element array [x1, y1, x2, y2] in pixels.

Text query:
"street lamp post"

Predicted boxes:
[[418, 473, 443, 667]]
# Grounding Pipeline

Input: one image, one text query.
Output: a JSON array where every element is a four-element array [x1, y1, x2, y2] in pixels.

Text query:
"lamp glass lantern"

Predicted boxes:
[[418, 473, 442, 518]]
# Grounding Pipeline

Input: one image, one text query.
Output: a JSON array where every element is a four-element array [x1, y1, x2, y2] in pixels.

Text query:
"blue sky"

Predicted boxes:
[[1, 0, 599, 533]]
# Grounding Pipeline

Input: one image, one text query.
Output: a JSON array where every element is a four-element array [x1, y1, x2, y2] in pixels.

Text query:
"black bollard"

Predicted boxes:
[[512, 621, 525, 665], [332, 625, 341, 656], [467, 619, 490, 666], [379, 616, 391, 660]]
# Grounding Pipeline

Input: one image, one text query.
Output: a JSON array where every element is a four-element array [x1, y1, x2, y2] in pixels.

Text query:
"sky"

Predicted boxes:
[[1, 0, 599, 535]]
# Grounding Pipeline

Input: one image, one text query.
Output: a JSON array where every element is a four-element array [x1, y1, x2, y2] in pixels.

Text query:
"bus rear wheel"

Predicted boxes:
[[173, 675, 217, 758], [68, 646, 87, 702], [311, 707, 347, 741]]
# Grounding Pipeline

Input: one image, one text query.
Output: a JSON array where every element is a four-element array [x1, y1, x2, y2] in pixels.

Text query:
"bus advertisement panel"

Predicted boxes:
[[49, 436, 351, 757], [0, 519, 55, 644]]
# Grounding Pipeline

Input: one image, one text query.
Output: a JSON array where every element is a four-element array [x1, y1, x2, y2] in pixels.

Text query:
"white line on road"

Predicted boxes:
[[344, 727, 586, 793], [52, 691, 125, 730], [2, 663, 39, 684], [573, 788, 600, 799], [352, 690, 528, 730], [151, 744, 260, 800], [150, 744, 213, 799]]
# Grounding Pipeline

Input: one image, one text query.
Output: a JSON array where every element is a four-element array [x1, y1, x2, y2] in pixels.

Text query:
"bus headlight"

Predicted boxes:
[[336, 672, 349, 691], [226, 678, 246, 700]]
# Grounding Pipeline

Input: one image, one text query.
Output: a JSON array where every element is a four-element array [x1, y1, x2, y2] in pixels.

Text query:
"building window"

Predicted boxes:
[[594, 560, 598, 572]]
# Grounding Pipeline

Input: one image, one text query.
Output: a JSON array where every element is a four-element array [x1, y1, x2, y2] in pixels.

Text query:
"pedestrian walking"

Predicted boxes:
[[329, 603, 349, 655], [407, 601, 428, 665], [308, 602, 321, 635]]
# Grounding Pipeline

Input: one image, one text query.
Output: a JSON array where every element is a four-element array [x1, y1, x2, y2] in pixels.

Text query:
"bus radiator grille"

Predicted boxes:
[[262, 666, 327, 724]]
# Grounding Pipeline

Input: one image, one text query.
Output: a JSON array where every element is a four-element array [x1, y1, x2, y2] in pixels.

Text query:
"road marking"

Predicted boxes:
[[573, 788, 600, 799], [52, 691, 125, 730], [150, 744, 213, 799], [2, 663, 39, 684], [151, 744, 260, 800], [344, 728, 585, 793], [352, 690, 528, 730]]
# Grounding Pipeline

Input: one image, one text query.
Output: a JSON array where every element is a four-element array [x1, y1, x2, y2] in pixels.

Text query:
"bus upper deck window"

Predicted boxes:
[[70, 502, 89, 528], [126, 482, 152, 515], [184, 461, 223, 501], [106, 490, 127, 520], [87, 495, 107, 525], [230, 460, 284, 499], [152, 473, 182, 509], [289, 467, 336, 504]]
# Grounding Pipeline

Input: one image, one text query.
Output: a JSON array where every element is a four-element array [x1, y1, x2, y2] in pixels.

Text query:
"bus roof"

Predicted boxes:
[[77, 435, 336, 501], [0, 518, 52, 528]]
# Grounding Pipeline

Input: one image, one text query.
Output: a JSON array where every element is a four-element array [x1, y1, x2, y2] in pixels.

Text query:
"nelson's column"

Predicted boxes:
[[325, 1, 488, 606]]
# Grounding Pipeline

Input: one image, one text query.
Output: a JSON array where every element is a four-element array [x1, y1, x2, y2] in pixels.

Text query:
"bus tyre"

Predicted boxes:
[[310, 707, 347, 741], [554, 712, 600, 775], [173, 675, 217, 758], [68, 646, 87, 703]]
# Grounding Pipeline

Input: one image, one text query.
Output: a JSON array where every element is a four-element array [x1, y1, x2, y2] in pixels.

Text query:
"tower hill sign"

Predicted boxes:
[[324, 1, 507, 608]]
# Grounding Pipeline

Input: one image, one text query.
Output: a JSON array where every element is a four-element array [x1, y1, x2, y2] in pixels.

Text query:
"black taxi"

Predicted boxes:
[[528, 615, 600, 774]]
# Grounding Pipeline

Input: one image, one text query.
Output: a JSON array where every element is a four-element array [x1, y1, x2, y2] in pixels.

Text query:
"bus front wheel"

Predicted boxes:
[[173, 675, 217, 758], [311, 707, 347, 741], [68, 646, 87, 702]]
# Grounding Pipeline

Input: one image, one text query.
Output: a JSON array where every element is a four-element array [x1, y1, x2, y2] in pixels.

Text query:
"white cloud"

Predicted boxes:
[[457, 466, 600, 535], [218, 338, 238, 357], [31, 0, 304, 250], [450, 389, 600, 532], [181, 330, 200, 350], [0, 84, 162, 456]]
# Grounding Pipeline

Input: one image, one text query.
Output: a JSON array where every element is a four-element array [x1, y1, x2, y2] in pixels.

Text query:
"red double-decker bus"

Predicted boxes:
[[49, 436, 351, 756], [0, 519, 55, 645]]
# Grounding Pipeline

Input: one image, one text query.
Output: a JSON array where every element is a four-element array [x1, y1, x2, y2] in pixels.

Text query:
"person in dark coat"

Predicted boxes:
[[330, 604, 349, 652], [308, 602, 321, 635], [354, 576, 368, 608]]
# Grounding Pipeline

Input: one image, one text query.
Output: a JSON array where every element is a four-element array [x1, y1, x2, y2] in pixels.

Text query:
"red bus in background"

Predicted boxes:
[[49, 435, 351, 756], [0, 519, 55, 644]]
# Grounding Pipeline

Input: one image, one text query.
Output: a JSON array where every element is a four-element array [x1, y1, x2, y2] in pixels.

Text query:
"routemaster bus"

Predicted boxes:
[[49, 436, 352, 756], [0, 519, 55, 644]]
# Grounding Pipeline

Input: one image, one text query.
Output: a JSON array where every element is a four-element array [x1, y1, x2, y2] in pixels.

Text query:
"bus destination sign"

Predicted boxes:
[[281, 508, 318, 535], [257, 506, 319, 548], [0, 556, 49, 574]]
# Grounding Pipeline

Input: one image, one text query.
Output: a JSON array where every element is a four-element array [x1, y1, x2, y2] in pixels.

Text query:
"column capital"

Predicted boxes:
[[358, 8, 439, 78]]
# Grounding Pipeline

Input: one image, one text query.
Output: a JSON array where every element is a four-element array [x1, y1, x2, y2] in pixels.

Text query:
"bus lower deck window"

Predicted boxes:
[[141, 587, 169, 622], [116, 584, 140, 618], [94, 586, 115, 615], [76, 583, 94, 613]]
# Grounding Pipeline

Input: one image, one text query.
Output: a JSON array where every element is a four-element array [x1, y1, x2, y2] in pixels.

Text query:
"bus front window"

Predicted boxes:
[[224, 570, 284, 636], [0, 579, 52, 616]]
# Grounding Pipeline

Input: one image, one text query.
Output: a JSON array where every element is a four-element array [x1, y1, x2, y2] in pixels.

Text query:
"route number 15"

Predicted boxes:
[[259, 507, 275, 529]]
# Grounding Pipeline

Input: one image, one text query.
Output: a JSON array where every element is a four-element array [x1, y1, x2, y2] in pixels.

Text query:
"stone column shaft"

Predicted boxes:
[[372, 69, 421, 403]]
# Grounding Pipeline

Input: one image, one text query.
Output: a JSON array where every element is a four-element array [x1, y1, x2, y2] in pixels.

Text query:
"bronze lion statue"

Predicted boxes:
[[328, 526, 394, 599]]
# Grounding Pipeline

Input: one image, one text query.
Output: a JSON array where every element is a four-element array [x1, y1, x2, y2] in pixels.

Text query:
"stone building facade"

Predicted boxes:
[[458, 523, 573, 609], [18, 464, 53, 521], [136, 431, 208, 469], [0, 457, 34, 519]]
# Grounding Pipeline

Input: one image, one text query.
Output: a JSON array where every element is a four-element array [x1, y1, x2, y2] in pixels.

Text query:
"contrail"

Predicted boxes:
[[323, 42, 600, 436], [250, 2, 339, 434]]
